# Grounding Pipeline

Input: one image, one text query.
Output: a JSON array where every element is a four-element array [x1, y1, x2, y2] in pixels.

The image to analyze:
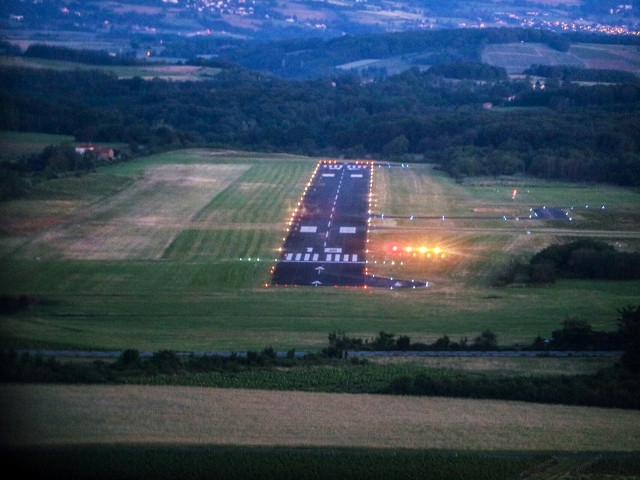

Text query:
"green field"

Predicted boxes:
[[0, 131, 75, 162], [482, 42, 640, 75], [1, 149, 639, 351], [0, 56, 222, 80]]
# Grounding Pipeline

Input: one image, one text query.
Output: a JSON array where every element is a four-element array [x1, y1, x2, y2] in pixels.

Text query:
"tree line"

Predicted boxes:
[[524, 64, 640, 84], [325, 305, 638, 356], [1, 62, 639, 188], [496, 239, 640, 285], [1, 305, 638, 409], [0, 143, 116, 200]]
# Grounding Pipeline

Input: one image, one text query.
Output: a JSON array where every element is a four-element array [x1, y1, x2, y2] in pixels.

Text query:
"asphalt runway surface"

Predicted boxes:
[[271, 161, 371, 287]]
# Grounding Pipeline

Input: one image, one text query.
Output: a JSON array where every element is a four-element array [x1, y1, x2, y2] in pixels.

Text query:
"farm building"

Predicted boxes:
[[75, 144, 114, 160]]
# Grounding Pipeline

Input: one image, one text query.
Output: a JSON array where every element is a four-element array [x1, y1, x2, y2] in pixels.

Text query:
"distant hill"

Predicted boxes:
[[197, 28, 573, 79]]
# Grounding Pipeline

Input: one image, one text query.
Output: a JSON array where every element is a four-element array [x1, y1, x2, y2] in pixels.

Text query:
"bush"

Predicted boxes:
[[149, 350, 181, 373], [618, 305, 640, 373], [473, 330, 498, 350]]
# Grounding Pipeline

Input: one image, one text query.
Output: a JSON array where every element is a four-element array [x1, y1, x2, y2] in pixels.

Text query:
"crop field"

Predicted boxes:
[[569, 43, 640, 73], [482, 42, 640, 75], [2, 384, 639, 451], [1, 150, 639, 351]]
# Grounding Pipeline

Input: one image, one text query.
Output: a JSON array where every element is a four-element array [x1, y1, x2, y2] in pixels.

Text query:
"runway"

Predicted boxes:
[[271, 161, 424, 289], [271, 161, 371, 287]]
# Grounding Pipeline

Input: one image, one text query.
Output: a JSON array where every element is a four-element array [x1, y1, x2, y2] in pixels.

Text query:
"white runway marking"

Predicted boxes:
[[339, 227, 356, 234], [300, 226, 317, 233], [281, 251, 364, 264], [351, 174, 363, 178]]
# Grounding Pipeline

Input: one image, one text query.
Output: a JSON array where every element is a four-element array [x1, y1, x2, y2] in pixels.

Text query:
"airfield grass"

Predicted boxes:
[[1, 262, 638, 351], [1, 150, 639, 351]]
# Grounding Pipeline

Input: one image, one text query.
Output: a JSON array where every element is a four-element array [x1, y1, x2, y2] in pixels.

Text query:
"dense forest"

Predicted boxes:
[[2, 62, 639, 187], [1, 28, 640, 192]]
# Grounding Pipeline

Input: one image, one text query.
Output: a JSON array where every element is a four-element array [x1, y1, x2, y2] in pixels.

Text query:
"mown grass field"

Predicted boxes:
[[1, 149, 639, 351]]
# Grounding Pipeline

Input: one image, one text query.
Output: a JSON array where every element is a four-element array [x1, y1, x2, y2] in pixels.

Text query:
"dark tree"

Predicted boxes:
[[618, 305, 640, 373], [473, 330, 498, 350]]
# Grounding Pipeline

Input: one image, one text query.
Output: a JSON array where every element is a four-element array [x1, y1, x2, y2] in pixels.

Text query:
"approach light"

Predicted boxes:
[[419, 247, 427, 253], [406, 246, 412, 252], [392, 246, 398, 252], [433, 247, 441, 254]]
